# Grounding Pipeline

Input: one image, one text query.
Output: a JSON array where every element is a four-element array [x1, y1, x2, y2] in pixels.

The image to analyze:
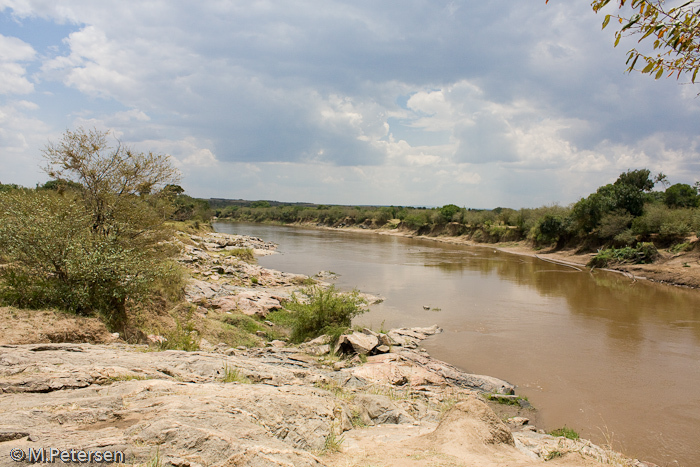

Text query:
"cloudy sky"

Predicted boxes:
[[0, 0, 698, 208]]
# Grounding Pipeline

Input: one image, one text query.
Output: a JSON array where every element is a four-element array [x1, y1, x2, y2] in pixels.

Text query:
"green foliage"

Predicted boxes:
[[211, 167, 700, 253], [0, 190, 182, 329], [0, 182, 24, 192], [159, 311, 200, 351], [670, 242, 693, 254], [571, 178, 646, 234], [222, 314, 264, 333], [438, 204, 461, 223], [588, 242, 658, 268], [614, 169, 654, 192], [597, 210, 634, 242], [664, 183, 700, 208], [483, 393, 528, 406], [38, 179, 83, 193], [548, 426, 579, 440], [42, 127, 180, 236], [322, 430, 345, 454], [284, 285, 367, 344], [0, 128, 183, 330], [591, 0, 700, 84], [534, 214, 565, 245], [632, 204, 698, 242]]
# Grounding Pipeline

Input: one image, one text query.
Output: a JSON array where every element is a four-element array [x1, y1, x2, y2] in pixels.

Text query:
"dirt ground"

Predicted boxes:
[[0, 307, 120, 345], [495, 241, 700, 289]]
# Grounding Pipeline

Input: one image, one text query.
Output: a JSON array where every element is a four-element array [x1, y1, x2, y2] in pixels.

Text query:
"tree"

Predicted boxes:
[[439, 204, 461, 223], [0, 128, 183, 330], [43, 127, 180, 236], [664, 182, 700, 207], [591, 0, 700, 83], [614, 168, 654, 191]]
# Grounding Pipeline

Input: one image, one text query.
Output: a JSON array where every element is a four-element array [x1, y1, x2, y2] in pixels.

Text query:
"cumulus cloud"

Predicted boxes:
[[0, 34, 35, 94], [0, 0, 698, 207]]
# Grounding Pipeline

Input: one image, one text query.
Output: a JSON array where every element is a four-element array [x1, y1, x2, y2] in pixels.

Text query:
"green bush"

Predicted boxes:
[[0, 128, 183, 330], [284, 285, 367, 343], [632, 205, 696, 242], [0, 190, 182, 330], [533, 214, 565, 245], [588, 242, 658, 268], [159, 311, 200, 351], [597, 210, 634, 240]]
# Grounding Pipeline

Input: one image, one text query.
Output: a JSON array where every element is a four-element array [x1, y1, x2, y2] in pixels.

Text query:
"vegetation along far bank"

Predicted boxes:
[[211, 169, 700, 289]]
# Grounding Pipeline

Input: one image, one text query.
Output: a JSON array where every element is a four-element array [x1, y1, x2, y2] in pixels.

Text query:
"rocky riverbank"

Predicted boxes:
[[0, 230, 658, 466]]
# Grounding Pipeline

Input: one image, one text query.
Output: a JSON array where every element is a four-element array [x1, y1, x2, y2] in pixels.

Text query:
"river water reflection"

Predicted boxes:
[[214, 222, 700, 466]]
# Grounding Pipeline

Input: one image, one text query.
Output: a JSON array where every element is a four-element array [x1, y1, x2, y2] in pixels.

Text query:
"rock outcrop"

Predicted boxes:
[[0, 230, 654, 467]]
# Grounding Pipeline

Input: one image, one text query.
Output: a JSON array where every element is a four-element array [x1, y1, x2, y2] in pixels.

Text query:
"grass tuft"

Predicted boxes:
[[548, 425, 580, 440], [222, 362, 251, 383]]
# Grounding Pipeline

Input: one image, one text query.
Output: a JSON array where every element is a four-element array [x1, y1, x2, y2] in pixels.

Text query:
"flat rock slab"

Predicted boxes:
[[211, 291, 282, 317]]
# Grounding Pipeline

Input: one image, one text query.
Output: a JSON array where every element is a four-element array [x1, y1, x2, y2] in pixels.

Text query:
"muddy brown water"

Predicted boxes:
[[214, 222, 700, 466]]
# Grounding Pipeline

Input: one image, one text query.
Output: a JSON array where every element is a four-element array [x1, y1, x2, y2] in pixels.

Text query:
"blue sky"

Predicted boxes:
[[0, 0, 698, 208]]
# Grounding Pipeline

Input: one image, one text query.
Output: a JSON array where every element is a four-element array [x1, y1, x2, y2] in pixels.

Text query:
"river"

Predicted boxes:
[[214, 221, 700, 466]]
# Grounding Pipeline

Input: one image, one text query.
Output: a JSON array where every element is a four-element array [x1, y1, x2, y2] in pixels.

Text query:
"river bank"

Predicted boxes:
[[0, 229, 657, 466], [270, 220, 700, 290]]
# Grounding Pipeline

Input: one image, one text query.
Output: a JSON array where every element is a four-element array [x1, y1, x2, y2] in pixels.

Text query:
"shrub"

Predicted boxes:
[[158, 311, 200, 351], [284, 285, 367, 344], [533, 214, 565, 245], [438, 204, 460, 224], [597, 210, 633, 240], [588, 242, 658, 268], [0, 128, 183, 330], [0, 190, 182, 329]]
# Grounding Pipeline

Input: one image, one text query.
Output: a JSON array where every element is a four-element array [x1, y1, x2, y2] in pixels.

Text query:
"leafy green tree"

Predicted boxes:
[[590, 0, 700, 83], [534, 214, 566, 244], [0, 128, 183, 330], [439, 204, 461, 223], [614, 168, 654, 191], [664, 183, 700, 208], [571, 178, 645, 234], [0, 182, 24, 192]]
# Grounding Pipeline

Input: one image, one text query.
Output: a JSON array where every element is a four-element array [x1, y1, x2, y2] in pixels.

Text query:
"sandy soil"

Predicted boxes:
[[0, 307, 120, 345]]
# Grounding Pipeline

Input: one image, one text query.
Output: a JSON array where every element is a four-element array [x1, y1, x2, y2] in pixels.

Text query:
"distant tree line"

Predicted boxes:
[[215, 169, 700, 254]]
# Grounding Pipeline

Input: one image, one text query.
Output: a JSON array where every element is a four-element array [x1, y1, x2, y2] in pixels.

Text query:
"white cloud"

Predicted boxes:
[[0, 34, 35, 94], [0, 100, 55, 185], [0, 0, 697, 207]]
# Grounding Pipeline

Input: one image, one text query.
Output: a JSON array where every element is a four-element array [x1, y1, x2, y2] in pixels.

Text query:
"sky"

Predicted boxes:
[[0, 0, 698, 209]]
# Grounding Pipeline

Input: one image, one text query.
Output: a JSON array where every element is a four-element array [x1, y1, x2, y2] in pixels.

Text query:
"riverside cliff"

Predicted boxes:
[[0, 230, 657, 467]]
